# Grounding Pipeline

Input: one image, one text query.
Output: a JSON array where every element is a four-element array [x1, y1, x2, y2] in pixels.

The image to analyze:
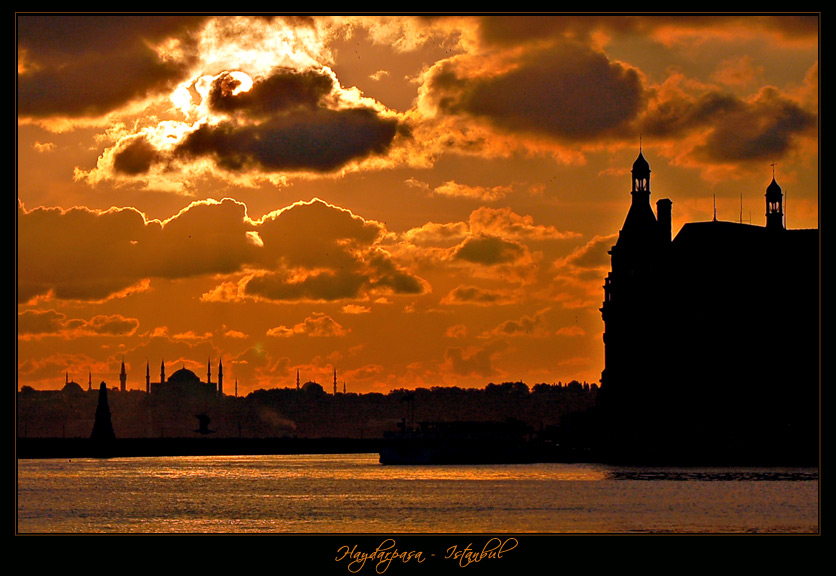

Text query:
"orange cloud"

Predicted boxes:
[[18, 197, 426, 305], [267, 314, 348, 338], [444, 339, 509, 377], [441, 285, 517, 306], [481, 308, 552, 338], [17, 15, 205, 121], [17, 310, 140, 340], [421, 38, 645, 143]]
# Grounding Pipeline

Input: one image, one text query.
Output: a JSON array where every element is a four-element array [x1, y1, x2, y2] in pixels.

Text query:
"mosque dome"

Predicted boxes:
[[61, 380, 85, 396], [167, 367, 201, 386]]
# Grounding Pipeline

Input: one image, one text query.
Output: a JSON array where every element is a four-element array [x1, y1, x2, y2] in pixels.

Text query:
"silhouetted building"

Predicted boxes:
[[599, 152, 818, 463]]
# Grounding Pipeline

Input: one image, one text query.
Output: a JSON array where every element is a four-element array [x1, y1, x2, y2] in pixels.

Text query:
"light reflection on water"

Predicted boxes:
[[17, 453, 818, 534]]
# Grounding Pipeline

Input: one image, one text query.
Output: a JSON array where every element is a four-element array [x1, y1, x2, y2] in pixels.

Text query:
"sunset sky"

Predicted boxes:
[[17, 14, 819, 395]]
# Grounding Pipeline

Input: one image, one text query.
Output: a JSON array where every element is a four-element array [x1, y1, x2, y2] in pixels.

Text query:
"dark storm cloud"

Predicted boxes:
[[697, 88, 817, 162], [245, 270, 368, 302], [642, 87, 816, 162], [475, 15, 608, 46], [453, 235, 526, 265], [207, 68, 335, 116], [17, 14, 205, 118], [443, 285, 513, 306], [475, 15, 819, 48], [641, 91, 742, 138], [365, 253, 426, 295], [112, 136, 160, 175], [174, 107, 401, 173], [427, 41, 644, 141]]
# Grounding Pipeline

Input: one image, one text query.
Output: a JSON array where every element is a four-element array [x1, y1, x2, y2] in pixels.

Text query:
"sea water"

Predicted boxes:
[[16, 453, 818, 534]]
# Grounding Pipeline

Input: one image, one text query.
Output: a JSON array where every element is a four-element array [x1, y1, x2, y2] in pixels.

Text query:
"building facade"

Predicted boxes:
[[599, 152, 818, 463]]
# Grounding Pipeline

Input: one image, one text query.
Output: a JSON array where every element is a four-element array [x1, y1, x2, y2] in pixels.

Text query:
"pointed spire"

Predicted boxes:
[[119, 356, 127, 392], [218, 356, 224, 396], [631, 146, 651, 193], [91, 381, 116, 442], [765, 164, 784, 230]]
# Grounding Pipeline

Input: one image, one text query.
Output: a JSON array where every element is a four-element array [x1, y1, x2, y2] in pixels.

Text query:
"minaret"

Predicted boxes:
[[218, 357, 224, 396], [160, 359, 166, 385], [296, 369, 300, 391], [145, 361, 150, 394], [235, 378, 238, 397], [333, 368, 338, 395], [765, 167, 785, 231], [88, 371, 92, 392], [207, 357, 212, 386], [120, 358, 127, 392]]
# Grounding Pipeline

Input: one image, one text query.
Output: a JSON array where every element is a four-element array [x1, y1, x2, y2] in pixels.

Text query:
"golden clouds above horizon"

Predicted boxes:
[[17, 14, 819, 393], [18, 194, 585, 308]]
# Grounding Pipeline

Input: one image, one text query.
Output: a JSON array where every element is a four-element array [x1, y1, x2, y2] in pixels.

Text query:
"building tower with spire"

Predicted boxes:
[[160, 359, 165, 386], [600, 150, 671, 408], [765, 169, 785, 231], [599, 149, 818, 463], [145, 361, 151, 394]]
